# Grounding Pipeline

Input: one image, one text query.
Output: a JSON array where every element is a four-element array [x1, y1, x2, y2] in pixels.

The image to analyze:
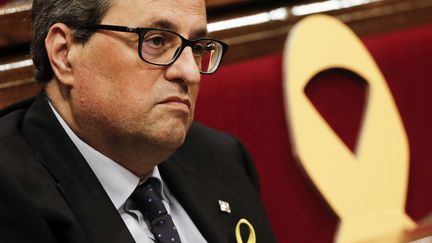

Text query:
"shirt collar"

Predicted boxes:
[[140, 167, 168, 203], [48, 102, 167, 209]]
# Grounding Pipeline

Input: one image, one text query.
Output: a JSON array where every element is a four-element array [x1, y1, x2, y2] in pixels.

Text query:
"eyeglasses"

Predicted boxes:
[[82, 24, 228, 74]]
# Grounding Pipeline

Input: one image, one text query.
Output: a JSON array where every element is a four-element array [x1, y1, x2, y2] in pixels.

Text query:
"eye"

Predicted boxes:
[[192, 43, 205, 55], [144, 34, 166, 48]]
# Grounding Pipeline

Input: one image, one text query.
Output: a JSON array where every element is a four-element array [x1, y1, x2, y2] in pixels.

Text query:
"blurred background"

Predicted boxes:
[[1, 0, 432, 105], [1, 0, 432, 242]]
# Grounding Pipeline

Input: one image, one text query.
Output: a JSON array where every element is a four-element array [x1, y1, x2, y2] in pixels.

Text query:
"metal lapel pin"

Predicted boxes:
[[218, 200, 231, 214]]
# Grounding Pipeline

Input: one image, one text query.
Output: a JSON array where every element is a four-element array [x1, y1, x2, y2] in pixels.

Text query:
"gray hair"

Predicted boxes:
[[31, 0, 112, 83]]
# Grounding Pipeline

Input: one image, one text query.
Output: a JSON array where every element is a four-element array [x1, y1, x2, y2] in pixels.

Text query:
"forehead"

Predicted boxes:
[[105, 0, 207, 36]]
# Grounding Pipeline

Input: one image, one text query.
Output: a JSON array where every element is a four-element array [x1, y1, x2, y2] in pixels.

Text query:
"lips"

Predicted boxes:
[[158, 96, 191, 110]]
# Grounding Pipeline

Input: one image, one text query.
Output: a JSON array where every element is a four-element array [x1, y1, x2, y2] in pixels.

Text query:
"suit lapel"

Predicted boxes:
[[20, 95, 135, 243], [158, 123, 276, 243], [160, 150, 239, 243]]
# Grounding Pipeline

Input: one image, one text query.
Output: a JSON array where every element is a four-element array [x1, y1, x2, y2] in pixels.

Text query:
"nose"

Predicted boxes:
[[164, 47, 201, 86]]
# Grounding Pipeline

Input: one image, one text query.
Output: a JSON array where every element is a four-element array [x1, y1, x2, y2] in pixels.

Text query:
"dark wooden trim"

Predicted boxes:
[[0, 0, 432, 108], [0, 0, 32, 50], [210, 0, 432, 64]]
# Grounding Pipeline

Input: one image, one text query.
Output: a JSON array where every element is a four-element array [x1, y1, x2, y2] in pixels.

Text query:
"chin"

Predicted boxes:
[[151, 122, 189, 150]]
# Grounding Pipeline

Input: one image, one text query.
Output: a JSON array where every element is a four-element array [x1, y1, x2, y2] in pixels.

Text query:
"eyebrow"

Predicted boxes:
[[147, 19, 208, 39]]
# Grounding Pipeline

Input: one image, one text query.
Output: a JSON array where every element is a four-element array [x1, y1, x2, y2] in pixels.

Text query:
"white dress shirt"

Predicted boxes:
[[49, 103, 206, 243]]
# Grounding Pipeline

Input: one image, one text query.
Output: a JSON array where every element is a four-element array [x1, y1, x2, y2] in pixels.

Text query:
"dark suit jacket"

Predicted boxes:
[[0, 94, 276, 243]]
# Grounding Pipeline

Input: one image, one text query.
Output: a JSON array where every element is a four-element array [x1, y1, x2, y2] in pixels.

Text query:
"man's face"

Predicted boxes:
[[69, 0, 207, 150]]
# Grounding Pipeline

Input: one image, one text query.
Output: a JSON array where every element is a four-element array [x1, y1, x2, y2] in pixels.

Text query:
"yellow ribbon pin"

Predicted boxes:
[[235, 218, 256, 243]]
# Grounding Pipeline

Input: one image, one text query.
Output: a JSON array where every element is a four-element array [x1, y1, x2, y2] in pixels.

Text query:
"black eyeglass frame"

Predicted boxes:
[[82, 24, 229, 74]]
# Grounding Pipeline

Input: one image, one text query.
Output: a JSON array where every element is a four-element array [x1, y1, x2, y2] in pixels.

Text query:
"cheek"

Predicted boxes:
[[72, 79, 108, 118], [80, 34, 137, 80], [188, 84, 200, 122], [74, 42, 136, 104], [190, 84, 200, 108]]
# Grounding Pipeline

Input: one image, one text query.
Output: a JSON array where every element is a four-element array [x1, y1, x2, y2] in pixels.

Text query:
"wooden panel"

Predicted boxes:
[[0, 0, 34, 108], [0, 0, 31, 49], [0, 80, 38, 108], [0, 54, 38, 107], [212, 0, 432, 64], [1, 0, 432, 108]]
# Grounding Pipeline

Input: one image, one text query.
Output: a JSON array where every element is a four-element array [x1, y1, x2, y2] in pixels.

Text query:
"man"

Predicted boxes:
[[0, 0, 275, 242]]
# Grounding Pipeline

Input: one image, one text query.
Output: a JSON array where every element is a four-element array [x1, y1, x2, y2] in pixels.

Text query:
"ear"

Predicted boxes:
[[45, 23, 76, 86]]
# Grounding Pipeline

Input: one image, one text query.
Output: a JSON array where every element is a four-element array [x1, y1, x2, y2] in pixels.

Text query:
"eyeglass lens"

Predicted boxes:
[[141, 30, 223, 74]]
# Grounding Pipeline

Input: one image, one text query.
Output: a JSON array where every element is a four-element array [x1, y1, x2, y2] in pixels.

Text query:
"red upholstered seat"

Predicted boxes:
[[195, 23, 432, 242]]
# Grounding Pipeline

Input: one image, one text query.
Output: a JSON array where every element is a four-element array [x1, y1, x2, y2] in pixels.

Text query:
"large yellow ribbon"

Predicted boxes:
[[235, 218, 256, 243], [283, 14, 415, 242]]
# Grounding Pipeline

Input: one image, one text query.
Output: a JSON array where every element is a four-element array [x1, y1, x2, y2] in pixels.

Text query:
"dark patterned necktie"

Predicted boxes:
[[131, 177, 182, 243]]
